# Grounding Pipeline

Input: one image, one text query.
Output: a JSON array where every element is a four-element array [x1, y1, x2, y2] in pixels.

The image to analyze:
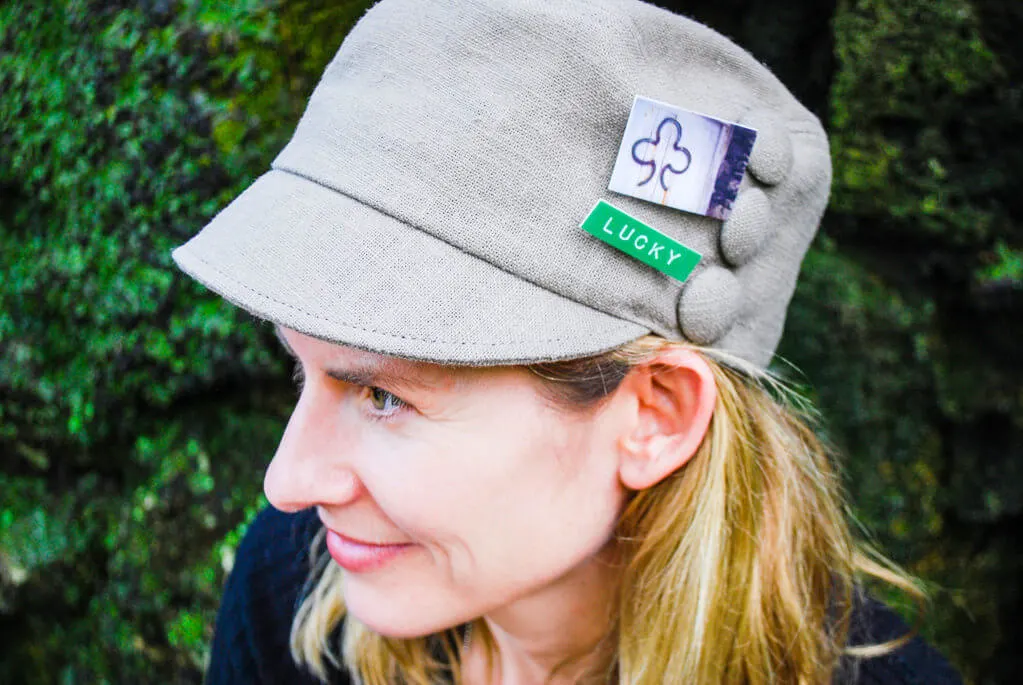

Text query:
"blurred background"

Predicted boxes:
[[1, 0, 1020, 682]]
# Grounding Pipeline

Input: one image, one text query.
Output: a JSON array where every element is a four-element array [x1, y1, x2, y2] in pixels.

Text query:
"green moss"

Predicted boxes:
[[3, 0, 1021, 681], [0, 0, 373, 680]]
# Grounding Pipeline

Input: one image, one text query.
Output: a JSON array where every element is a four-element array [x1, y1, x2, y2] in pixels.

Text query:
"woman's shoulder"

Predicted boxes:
[[207, 505, 347, 684], [839, 594, 963, 685]]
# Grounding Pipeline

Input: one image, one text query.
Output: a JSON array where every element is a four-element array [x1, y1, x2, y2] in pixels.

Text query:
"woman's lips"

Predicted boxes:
[[325, 529, 413, 573]]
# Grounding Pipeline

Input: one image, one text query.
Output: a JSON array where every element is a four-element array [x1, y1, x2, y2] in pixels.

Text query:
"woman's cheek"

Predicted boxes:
[[355, 424, 472, 524]]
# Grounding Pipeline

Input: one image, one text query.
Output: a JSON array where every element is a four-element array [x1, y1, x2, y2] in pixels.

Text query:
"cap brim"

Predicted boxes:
[[172, 170, 648, 366]]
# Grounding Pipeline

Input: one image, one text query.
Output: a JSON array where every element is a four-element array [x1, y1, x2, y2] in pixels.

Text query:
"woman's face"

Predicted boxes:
[[266, 327, 629, 637]]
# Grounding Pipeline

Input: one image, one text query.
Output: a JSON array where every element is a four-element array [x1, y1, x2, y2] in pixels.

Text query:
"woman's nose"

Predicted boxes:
[[263, 387, 362, 513]]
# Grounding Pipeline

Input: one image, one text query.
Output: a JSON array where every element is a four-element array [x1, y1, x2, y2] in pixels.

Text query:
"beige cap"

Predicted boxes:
[[172, 0, 831, 367]]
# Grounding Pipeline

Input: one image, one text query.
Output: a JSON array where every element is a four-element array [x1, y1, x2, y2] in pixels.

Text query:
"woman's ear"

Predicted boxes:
[[616, 348, 717, 490]]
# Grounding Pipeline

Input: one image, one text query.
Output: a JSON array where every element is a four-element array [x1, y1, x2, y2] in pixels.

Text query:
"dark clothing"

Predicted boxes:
[[206, 506, 963, 684]]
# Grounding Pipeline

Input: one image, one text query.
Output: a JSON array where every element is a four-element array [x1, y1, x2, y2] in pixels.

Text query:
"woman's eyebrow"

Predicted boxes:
[[323, 365, 433, 391], [273, 326, 438, 391]]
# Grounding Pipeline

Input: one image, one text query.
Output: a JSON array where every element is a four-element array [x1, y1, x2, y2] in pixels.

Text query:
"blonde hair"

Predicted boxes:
[[289, 335, 921, 684]]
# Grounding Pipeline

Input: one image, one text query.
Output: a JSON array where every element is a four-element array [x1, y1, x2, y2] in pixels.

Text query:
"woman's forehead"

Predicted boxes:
[[275, 326, 496, 391]]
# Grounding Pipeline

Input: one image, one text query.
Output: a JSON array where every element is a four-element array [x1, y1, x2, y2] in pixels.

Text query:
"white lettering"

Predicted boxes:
[[648, 242, 664, 260], [634, 234, 648, 250], [601, 217, 614, 235], [667, 250, 682, 265], [618, 225, 635, 241]]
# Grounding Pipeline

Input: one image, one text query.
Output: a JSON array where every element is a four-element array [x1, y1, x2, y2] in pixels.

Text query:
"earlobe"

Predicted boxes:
[[617, 349, 717, 490]]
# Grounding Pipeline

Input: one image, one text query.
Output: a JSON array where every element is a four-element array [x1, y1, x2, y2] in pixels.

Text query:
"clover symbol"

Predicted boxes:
[[631, 117, 693, 191]]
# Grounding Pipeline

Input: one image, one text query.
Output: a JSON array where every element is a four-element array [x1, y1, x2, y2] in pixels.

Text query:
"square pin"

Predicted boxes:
[[608, 96, 757, 220]]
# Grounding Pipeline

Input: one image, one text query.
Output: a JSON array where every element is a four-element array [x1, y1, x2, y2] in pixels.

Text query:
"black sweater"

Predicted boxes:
[[206, 506, 963, 684]]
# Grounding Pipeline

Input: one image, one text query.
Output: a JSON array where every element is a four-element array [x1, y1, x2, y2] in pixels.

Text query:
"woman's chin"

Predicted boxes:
[[346, 610, 460, 640], [341, 582, 467, 639]]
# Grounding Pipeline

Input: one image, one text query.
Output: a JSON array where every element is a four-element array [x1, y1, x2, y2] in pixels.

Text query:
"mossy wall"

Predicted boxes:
[[1, 0, 1019, 682]]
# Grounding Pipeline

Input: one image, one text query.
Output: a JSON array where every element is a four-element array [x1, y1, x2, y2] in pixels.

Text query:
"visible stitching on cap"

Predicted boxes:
[[178, 248, 639, 347], [624, 7, 649, 63]]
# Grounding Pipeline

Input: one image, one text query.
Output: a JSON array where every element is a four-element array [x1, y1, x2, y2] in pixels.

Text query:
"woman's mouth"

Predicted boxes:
[[325, 529, 414, 573]]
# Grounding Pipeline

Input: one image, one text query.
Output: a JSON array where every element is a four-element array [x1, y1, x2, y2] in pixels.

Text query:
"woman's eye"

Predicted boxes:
[[367, 387, 406, 416]]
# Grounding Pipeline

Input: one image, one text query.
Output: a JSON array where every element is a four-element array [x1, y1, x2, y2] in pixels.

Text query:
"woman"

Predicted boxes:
[[173, 0, 963, 682]]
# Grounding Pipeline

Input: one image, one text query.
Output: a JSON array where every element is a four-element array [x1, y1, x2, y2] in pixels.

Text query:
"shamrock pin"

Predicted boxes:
[[631, 117, 693, 191]]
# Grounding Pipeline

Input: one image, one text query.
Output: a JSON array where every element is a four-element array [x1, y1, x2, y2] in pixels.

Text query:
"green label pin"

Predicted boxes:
[[580, 200, 701, 283]]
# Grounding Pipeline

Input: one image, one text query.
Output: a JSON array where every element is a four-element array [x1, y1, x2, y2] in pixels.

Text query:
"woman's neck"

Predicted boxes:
[[461, 547, 618, 684]]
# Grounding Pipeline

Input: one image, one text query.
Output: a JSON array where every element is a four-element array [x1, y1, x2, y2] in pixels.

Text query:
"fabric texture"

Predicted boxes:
[[206, 506, 964, 685], [173, 0, 832, 368]]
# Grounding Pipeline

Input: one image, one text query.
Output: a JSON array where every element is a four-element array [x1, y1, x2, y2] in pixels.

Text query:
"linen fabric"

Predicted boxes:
[[173, 0, 832, 367]]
